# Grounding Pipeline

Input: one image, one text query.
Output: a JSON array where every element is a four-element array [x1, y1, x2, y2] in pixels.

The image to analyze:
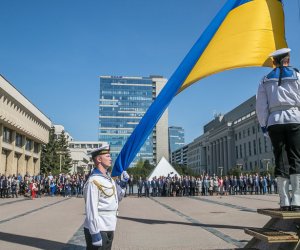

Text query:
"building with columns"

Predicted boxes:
[[0, 75, 52, 176], [172, 96, 274, 175]]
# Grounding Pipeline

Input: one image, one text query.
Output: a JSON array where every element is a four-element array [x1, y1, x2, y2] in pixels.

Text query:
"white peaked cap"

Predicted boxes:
[[269, 48, 291, 58], [88, 144, 110, 157]]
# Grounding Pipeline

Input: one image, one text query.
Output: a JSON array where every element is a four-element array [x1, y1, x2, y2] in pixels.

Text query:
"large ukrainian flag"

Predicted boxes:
[[112, 0, 287, 177]]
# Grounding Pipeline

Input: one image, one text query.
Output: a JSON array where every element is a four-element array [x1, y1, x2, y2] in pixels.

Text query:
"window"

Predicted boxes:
[[259, 138, 262, 154], [236, 146, 239, 159], [253, 140, 257, 155], [16, 133, 23, 147], [26, 139, 33, 151], [3, 127, 12, 143], [264, 137, 268, 152], [34, 142, 39, 153], [240, 145, 243, 158], [248, 141, 252, 156]]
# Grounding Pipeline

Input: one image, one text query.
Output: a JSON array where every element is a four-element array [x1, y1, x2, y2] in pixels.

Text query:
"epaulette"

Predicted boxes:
[[294, 68, 299, 73], [92, 180, 115, 197]]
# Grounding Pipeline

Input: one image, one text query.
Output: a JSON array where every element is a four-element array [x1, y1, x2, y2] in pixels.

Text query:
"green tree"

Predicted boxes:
[[127, 159, 155, 180], [57, 130, 72, 173], [40, 127, 72, 175], [173, 163, 197, 176], [40, 126, 59, 174], [227, 166, 242, 177]]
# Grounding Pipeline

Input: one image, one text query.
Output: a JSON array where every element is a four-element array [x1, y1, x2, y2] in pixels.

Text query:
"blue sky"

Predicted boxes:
[[1, 0, 299, 143]]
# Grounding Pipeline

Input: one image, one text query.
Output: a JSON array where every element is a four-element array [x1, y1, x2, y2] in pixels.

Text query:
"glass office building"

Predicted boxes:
[[99, 76, 168, 166], [169, 126, 185, 154]]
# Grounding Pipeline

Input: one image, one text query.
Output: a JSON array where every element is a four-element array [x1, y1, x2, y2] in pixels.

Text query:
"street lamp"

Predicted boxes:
[[72, 160, 79, 174], [218, 166, 223, 177], [57, 151, 64, 172], [262, 159, 270, 172], [236, 163, 243, 174]]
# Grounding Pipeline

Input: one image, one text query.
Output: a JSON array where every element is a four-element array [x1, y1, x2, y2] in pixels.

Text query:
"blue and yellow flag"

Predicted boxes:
[[112, 0, 287, 177]]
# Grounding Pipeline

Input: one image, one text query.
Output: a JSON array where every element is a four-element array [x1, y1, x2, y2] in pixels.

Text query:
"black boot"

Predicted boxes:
[[280, 206, 291, 211], [291, 206, 300, 212]]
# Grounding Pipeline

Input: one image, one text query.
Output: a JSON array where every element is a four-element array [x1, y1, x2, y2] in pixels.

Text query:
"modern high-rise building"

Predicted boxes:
[[168, 126, 185, 156], [98, 75, 169, 166]]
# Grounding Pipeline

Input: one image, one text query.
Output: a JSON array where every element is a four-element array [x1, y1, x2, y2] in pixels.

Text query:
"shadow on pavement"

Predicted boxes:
[[0, 231, 84, 250], [118, 216, 252, 230]]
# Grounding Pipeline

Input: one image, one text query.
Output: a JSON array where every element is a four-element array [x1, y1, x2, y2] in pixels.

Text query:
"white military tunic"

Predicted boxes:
[[83, 170, 125, 235], [256, 67, 300, 127]]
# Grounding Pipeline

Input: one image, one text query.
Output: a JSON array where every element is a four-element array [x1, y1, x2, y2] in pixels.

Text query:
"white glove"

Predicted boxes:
[[91, 232, 102, 246], [263, 132, 269, 138], [121, 171, 129, 182]]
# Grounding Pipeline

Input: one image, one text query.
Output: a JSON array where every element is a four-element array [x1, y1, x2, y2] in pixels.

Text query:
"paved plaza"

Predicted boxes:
[[0, 194, 279, 250]]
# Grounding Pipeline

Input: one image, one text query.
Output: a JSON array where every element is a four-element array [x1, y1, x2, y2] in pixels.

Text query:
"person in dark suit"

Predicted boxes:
[[151, 177, 157, 197], [137, 176, 143, 197], [144, 177, 150, 197], [128, 175, 134, 196]]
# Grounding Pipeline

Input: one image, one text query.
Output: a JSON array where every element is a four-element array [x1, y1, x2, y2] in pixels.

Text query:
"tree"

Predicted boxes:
[[57, 130, 72, 173], [40, 127, 59, 174], [127, 159, 155, 180], [173, 163, 197, 176], [40, 127, 72, 175], [227, 166, 242, 177]]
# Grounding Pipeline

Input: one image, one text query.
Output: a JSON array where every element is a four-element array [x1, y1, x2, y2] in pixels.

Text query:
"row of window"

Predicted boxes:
[[100, 99, 152, 107], [235, 124, 261, 141], [236, 137, 269, 159], [2, 127, 39, 153], [69, 144, 102, 149]]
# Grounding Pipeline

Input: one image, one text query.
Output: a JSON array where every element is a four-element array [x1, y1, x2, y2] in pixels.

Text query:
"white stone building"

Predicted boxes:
[[0, 75, 52, 176]]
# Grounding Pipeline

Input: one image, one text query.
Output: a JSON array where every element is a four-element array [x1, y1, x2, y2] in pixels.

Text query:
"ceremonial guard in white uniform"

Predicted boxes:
[[256, 48, 300, 211], [83, 145, 129, 249]]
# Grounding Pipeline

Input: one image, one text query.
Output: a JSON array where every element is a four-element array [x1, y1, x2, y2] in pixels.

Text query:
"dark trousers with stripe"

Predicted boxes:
[[84, 228, 114, 250], [268, 124, 300, 178]]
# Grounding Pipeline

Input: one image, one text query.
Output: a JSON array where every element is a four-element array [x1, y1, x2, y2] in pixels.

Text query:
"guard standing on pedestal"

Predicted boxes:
[[256, 48, 300, 211], [83, 145, 129, 249]]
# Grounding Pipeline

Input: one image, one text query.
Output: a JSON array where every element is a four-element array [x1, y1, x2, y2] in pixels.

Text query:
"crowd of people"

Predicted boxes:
[[0, 172, 86, 199], [128, 173, 278, 197], [1, 171, 279, 200]]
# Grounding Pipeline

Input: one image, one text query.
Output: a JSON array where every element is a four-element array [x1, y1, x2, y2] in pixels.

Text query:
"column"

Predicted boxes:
[[35, 144, 41, 175], [227, 135, 234, 170], [210, 142, 214, 175], [0, 124, 3, 174], [18, 135, 26, 176], [6, 150, 13, 175], [10, 131, 17, 175], [223, 136, 228, 173], [216, 140, 220, 175], [220, 138, 224, 170]]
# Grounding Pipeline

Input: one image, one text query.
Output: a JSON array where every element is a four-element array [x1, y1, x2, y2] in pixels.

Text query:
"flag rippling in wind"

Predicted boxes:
[[112, 0, 287, 177]]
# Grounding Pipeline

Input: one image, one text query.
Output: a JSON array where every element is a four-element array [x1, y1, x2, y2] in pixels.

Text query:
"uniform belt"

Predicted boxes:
[[269, 105, 300, 113], [98, 210, 118, 216]]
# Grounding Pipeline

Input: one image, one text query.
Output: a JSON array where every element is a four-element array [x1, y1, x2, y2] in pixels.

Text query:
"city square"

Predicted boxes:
[[1, 1, 300, 250], [0, 194, 279, 250]]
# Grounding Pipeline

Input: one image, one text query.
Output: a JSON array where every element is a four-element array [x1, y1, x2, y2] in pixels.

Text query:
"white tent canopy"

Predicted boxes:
[[148, 157, 181, 180]]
